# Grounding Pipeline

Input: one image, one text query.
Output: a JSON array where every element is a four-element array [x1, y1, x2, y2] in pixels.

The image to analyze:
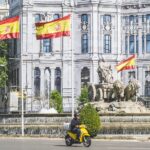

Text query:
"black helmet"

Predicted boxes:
[[74, 113, 79, 117]]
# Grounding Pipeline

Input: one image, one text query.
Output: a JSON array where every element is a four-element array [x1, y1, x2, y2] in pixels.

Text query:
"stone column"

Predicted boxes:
[[137, 66, 143, 96], [62, 5, 72, 112], [91, 2, 99, 84], [51, 67, 55, 91], [117, 5, 122, 55], [138, 14, 143, 56], [40, 67, 45, 108]]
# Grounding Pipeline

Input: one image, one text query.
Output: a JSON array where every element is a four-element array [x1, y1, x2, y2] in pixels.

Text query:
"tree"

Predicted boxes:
[[79, 104, 101, 137], [78, 86, 89, 104], [0, 41, 8, 88], [50, 90, 63, 113]]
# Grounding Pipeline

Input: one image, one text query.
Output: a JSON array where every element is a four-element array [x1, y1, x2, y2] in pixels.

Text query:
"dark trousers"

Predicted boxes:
[[72, 128, 81, 139]]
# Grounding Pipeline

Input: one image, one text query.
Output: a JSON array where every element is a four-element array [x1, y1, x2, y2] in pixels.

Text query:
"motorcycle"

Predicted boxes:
[[65, 124, 91, 147]]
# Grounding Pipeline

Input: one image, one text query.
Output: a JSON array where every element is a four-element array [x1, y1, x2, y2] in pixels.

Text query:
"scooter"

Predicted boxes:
[[65, 124, 91, 147]]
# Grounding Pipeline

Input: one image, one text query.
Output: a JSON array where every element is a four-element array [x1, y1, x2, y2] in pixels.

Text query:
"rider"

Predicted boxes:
[[70, 113, 81, 141]]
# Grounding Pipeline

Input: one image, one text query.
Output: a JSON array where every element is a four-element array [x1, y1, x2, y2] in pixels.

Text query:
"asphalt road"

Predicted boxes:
[[0, 138, 150, 150]]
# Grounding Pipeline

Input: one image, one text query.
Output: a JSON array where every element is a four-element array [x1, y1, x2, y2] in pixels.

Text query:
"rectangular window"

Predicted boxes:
[[129, 35, 134, 54], [146, 34, 150, 53], [135, 15, 138, 24], [13, 39, 17, 56], [146, 14, 150, 21], [142, 35, 145, 53], [41, 39, 52, 53], [136, 35, 138, 53], [125, 35, 128, 53], [14, 69, 16, 86], [125, 16, 129, 25], [103, 15, 111, 24], [142, 15, 145, 22], [35, 14, 41, 23], [81, 34, 88, 53], [128, 71, 135, 79], [104, 34, 111, 53], [11, 70, 13, 85], [17, 68, 19, 88], [81, 14, 88, 23]]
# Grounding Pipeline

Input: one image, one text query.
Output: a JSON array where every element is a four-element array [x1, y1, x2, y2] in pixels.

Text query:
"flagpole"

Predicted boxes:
[[20, 13, 24, 136], [71, 7, 74, 118]]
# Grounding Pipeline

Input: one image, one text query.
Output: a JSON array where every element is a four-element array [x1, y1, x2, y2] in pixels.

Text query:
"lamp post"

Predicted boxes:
[[9, 57, 24, 136]]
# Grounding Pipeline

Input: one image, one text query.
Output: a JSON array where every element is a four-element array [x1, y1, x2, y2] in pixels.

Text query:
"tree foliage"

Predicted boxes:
[[79, 104, 101, 137], [0, 41, 8, 88], [78, 86, 89, 104], [50, 90, 63, 113]]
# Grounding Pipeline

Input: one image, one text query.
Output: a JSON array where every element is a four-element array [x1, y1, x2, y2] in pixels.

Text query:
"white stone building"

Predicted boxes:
[[8, 0, 150, 112]]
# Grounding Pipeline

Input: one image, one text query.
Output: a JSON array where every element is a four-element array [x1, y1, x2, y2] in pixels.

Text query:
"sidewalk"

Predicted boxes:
[[0, 134, 150, 142], [96, 134, 150, 141]]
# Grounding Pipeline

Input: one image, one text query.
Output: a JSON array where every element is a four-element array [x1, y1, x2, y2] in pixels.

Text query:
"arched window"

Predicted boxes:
[[53, 14, 60, 20], [55, 67, 61, 93], [81, 34, 88, 53], [34, 67, 41, 98], [145, 81, 150, 96], [81, 67, 90, 86], [145, 71, 150, 96], [129, 15, 134, 24], [44, 68, 51, 99]]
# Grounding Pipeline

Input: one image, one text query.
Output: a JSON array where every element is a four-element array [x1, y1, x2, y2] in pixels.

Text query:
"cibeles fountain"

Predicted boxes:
[[87, 61, 149, 114]]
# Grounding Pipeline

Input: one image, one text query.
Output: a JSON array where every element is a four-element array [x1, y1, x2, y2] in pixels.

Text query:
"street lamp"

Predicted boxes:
[[9, 57, 24, 136]]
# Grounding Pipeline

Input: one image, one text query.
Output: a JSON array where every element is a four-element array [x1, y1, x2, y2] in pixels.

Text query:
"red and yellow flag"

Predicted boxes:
[[0, 16, 19, 40], [116, 54, 136, 72], [35, 15, 71, 39]]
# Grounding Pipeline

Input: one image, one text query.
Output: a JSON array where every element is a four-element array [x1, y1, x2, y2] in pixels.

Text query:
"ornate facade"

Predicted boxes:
[[8, 0, 150, 112]]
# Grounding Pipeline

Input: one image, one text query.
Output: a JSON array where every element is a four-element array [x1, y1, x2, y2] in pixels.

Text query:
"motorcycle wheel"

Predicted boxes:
[[65, 135, 72, 146], [83, 136, 91, 147]]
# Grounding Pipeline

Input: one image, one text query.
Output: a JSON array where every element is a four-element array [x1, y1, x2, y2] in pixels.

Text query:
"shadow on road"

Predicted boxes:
[[54, 144, 82, 147]]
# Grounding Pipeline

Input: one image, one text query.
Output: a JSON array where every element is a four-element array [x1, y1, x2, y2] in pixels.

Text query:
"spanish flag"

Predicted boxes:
[[116, 54, 136, 72], [35, 15, 71, 39], [0, 16, 19, 40]]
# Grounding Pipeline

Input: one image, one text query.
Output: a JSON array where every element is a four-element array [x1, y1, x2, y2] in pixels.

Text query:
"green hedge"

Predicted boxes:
[[79, 104, 101, 137]]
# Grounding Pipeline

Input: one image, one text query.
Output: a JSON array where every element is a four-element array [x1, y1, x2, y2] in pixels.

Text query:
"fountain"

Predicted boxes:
[[87, 61, 149, 114]]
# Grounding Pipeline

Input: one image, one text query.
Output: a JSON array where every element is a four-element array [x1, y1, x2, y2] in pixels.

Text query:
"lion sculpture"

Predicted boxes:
[[124, 79, 141, 101], [109, 80, 125, 102]]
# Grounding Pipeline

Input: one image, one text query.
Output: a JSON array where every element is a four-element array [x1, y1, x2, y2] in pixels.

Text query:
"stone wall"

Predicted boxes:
[[0, 113, 150, 137]]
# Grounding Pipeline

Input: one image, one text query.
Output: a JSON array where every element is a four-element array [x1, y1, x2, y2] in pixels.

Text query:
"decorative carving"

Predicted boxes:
[[81, 21, 88, 31]]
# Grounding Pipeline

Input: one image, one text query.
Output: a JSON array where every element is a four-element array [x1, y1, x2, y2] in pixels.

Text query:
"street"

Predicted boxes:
[[0, 138, 149, 150]]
